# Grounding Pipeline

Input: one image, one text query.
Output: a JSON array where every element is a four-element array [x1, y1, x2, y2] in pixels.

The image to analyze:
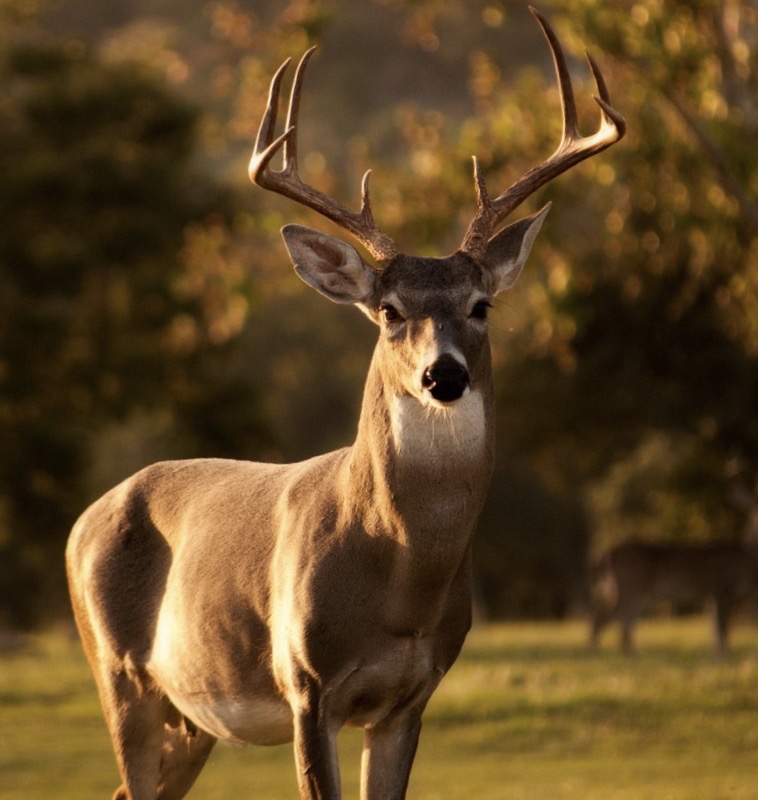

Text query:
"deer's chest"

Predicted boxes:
[[273, 608, 442, 729], [269, 564, 466, 731], [331, 635, 441, 728]]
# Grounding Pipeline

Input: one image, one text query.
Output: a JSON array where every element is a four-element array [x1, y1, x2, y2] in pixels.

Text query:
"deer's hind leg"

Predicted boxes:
[[617, 599, 645, 655], [69, 594, 164, 799], [588, 604, 615, 649], [98, 662, 169, 800], [154, 723, 216, 800], [591, 598, 639, 654], [99, 663, 215, 800], [710, 593, 734, 659]]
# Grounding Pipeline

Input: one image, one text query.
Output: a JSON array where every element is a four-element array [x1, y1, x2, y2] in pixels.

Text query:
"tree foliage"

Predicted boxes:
[[499, 0, 758, 546], [1, 0, 757, 625], [0, 8, 269, 626]]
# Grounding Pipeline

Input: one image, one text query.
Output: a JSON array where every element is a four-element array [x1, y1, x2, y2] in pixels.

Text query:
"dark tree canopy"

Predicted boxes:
[[1, 0, 756, 625]]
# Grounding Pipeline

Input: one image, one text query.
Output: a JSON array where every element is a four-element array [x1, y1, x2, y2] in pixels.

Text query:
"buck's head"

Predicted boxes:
[[249, 8, 624, 409], [279, 207, 548, 407]]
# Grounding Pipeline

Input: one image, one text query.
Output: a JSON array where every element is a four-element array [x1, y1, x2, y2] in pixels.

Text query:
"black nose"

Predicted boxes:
[[422, 355, 470, 402]]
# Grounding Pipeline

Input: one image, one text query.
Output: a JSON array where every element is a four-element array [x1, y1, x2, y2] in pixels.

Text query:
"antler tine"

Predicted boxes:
[[472, 156, 489, 207], [360, 169, 378, 225], [537, 6, 580, 145], [587, 51, 627, 134], [460, 6, 625, 258], [249, 49, 398, 264], [249, 58, 293, 182], [282, 46, 317, 169]]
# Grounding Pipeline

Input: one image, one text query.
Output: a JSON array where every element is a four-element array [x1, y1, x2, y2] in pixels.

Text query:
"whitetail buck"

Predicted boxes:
[[589, 491, 758, 657], [66, 9, 623, 800]]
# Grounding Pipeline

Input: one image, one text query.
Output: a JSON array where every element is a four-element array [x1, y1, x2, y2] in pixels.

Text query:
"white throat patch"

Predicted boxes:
[[390, 391, 487, 463]]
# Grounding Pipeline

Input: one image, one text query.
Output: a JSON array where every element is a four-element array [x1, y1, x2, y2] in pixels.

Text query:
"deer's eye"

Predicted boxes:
[[470, 300, 491, 321], [380, 304, 403, 324]]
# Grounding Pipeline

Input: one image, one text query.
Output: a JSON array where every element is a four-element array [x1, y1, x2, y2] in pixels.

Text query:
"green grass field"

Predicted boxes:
[[2, 618, 758, 799]]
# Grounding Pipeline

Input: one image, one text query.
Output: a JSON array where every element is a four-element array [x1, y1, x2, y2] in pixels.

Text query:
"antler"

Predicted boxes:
[[460, 7, 626, 258], [249, 48, 399, 264]]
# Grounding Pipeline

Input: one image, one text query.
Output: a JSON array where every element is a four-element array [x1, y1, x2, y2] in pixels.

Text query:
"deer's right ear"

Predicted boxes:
[[281, 224, 376, 305]]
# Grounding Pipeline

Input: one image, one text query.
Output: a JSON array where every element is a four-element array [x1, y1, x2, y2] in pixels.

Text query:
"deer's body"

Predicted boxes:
[[69, 287, 494, 727], [68, 255, 500, 798], [71, 412, 483, 742], [66, 9, 623, 799], [589, 538, 758, 656]]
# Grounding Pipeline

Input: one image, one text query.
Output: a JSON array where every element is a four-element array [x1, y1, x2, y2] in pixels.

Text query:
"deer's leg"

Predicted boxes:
[[155, 724, 216, 800], [70, 583, 171, 799], [620, 620, 636, 654], [618, 604, 641, 655], [101, 668, 169, 800], [105, 679, 216, 800], [589, 605, 615, 649], [360, 711, 423, 800], [711, 594, 732, 659], [291, 673, 341, 800]]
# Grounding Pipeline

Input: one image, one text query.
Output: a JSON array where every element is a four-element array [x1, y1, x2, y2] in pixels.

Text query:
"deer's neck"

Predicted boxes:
[[348, 355, 495, 555]]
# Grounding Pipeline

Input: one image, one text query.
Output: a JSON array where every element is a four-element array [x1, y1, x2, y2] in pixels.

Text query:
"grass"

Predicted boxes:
[[2, 618, 758, 799]]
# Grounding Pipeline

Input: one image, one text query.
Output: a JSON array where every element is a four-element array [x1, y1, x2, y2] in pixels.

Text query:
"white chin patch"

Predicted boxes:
[[390, 391, 486, 461]]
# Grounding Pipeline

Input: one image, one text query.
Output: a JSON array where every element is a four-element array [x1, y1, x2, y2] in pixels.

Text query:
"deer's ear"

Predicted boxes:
[[483, 203, 551, 294], [281, 224, 376, 305]]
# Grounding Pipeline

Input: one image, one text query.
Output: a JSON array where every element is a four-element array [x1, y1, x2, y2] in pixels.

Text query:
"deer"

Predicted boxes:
[[66, 9, 623, 800], [589, 489, 758, 657]]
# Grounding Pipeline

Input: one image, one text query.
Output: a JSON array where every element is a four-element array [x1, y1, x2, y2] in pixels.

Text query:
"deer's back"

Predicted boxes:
[[66, 456, 346, 661], [609, 540, 754, 600]]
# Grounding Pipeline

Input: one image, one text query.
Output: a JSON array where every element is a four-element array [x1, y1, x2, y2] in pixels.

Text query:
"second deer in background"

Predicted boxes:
[[589, 488, 758, 657]]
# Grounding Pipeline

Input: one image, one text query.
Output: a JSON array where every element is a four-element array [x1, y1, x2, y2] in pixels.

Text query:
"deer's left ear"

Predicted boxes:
[[282, 224, 377, 304], [483, 203, 551, 294]]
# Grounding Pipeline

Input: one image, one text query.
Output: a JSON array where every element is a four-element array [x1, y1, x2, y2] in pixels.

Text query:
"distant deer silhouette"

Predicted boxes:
[[589, 489, 758, 657]]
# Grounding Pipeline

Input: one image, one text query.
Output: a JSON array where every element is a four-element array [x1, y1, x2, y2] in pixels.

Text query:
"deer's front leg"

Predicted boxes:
[[292, 672, 342, 800], [360, 710, 423, 800]]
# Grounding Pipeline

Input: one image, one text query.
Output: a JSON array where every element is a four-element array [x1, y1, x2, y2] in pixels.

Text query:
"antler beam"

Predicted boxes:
[[249, 48, 399, 264], [459, 6, 626, 258]]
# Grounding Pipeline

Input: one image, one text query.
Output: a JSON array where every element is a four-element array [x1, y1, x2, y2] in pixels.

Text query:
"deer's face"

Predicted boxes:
[[369, 253, 492, 407], [281, 208, 549, 407]]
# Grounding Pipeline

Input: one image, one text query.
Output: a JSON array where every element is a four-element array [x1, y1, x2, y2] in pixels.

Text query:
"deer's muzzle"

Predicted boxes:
[[422, 355, 470, 403]]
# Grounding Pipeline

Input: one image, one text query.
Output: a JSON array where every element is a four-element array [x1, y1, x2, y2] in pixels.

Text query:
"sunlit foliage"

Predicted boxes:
[[1, 0, 757, 625]]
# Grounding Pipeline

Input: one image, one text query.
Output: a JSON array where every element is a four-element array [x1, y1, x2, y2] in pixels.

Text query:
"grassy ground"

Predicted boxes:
[[2, 618, 758, 799]]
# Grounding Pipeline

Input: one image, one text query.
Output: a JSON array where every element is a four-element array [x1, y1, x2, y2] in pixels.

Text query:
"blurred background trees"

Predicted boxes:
[[0, 0, 756, 627]]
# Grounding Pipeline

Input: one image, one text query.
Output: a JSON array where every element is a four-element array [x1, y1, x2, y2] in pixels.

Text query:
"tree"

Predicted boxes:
[[498, 0, 758, 546], [0, 10, 269, 626], [5, 0, 756, 623], [313, 0, 758, 610]]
